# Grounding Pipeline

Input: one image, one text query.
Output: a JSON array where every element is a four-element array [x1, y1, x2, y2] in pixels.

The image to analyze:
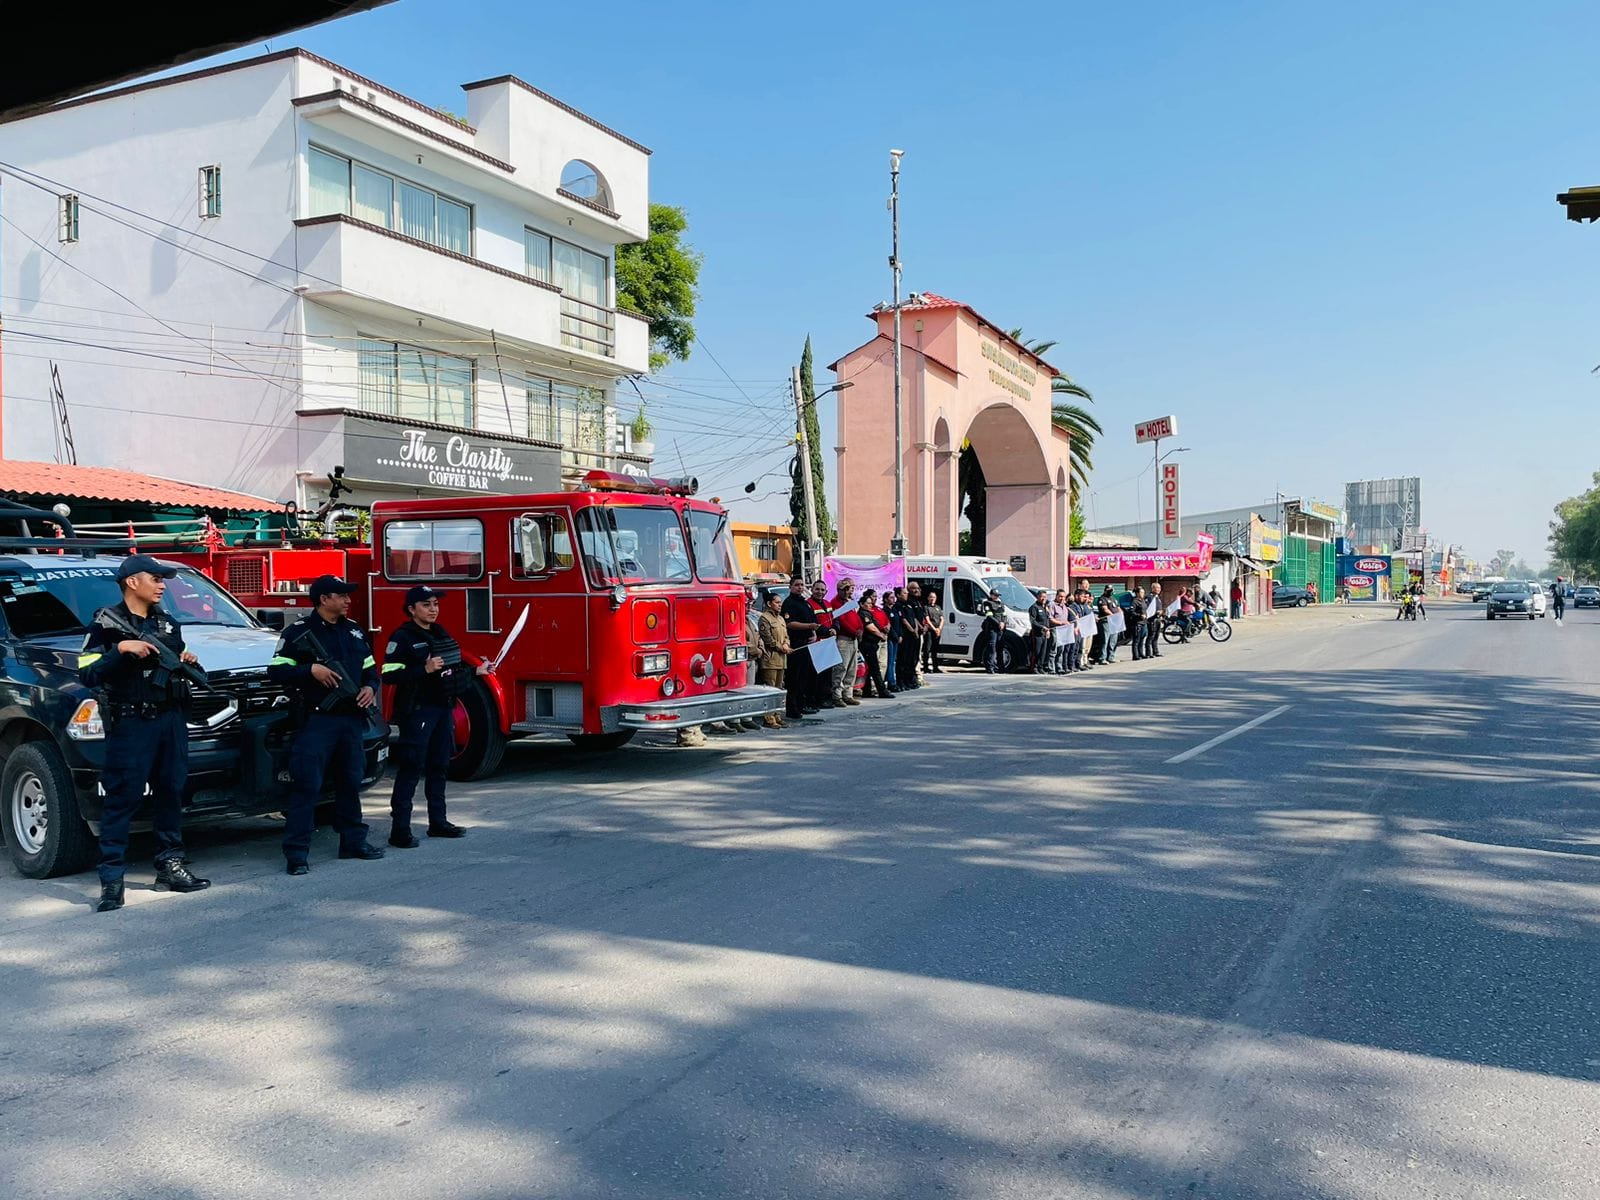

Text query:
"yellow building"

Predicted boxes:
[[731, 521, 795, 579]]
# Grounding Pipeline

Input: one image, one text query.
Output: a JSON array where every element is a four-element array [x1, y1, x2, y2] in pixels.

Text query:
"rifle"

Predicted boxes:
[[94, 609, 221, 698], [298, 626, 362, 713]]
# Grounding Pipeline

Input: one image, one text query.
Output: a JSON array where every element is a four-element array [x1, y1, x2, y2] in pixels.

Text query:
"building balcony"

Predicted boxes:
[[293, 214, 648, 374]]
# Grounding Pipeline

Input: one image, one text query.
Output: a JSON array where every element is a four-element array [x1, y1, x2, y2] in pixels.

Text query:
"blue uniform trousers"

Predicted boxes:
[[389, 704, 454, 833], [97, 708, 188, 884], [283, 712, 368, 863]]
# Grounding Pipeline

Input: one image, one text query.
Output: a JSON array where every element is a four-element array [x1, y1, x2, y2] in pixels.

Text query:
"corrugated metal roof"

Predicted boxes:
[[0, 460, 279, 512]]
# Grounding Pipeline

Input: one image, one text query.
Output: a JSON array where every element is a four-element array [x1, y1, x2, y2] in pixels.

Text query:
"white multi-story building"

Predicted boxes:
[[0, 48, 652, 507]]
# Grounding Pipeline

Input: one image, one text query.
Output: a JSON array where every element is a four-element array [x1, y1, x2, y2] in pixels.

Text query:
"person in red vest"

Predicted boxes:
[[1230, 579, 1244, 619]]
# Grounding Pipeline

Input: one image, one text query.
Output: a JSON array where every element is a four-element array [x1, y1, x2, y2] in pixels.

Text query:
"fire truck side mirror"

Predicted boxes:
[[517, 515, 548, 575]]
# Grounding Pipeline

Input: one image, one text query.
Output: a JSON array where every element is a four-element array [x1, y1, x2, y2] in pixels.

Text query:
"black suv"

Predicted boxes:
[[0, 508, 388, 879]]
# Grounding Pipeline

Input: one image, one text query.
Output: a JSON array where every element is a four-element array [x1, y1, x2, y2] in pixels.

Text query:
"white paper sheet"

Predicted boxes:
[[1076, 613, 1098, 638], [1107, 611, 1126, 637], [807, 637, 843, 672]]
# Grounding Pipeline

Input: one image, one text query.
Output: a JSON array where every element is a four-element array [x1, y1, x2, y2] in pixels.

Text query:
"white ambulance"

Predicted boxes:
[[829, 555, 1036, 670]]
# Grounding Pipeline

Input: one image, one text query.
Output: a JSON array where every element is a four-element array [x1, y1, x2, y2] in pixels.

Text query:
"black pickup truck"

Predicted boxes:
[[0, 508, 388, 879]]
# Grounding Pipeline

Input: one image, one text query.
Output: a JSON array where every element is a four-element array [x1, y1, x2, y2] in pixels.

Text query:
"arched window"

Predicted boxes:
[[559, 159, 612, 209]]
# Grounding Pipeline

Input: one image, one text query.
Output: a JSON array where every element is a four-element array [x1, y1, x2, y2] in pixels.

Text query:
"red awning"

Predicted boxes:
[[0, 460, 279, 513]]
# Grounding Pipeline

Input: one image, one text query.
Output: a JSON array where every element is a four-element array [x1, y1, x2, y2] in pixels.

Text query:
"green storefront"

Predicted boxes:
[[1277, 499, 1342, 599]]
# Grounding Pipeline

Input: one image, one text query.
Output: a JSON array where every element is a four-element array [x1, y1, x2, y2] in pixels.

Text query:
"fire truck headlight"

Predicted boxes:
[[661, 677, 681, 697], [610, 584, 627, 609], [637, 652, 670, 676], [723, 644, 747, 664], [67, 698, 104, 740]]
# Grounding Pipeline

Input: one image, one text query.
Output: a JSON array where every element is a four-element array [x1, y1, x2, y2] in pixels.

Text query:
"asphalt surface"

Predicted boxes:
[[2, 599, 1597, 1200]]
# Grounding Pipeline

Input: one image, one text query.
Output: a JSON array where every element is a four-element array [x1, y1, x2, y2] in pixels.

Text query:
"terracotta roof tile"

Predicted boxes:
[[0, 460, 279, 512]]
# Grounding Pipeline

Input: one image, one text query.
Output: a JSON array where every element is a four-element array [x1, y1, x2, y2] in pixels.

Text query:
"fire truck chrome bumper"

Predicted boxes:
[[612, 686, 786, 729]]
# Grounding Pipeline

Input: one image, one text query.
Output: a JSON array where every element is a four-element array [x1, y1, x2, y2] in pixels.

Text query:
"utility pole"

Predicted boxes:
[[791, 366, 821, 581], [889, 148, 906, 558]]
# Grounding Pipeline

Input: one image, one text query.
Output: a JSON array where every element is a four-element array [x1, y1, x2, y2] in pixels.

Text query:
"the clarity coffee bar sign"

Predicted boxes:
[[339, 414, 562, 495]]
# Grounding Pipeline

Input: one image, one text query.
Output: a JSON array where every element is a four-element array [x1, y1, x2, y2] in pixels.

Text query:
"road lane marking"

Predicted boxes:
[[1166, 704, 1292, 764]]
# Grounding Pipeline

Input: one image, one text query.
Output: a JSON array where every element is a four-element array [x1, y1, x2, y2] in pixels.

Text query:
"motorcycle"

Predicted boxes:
[[1161, 608, 1233, 644], [1398, 594, 1418, 621]]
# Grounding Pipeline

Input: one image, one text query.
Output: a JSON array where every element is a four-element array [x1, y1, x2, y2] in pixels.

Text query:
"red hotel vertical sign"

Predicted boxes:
[[1160, 463, 1180, 542]]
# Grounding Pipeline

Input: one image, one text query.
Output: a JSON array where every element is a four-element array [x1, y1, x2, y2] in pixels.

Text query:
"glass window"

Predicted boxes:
[[575, 507, 692, 586], [352, 164, 393, 227], [525, 377, 555, 441], [59, 194, 80, 243], [383, 519, 484, 580], [984, 575, 1037, 611], [398, 182, 436, 242], [687, 509, 738, 581], [438, 197, 470, 254], [512, 512, 576, 578], [524, 229, 552, 282], [308, 147, 351, 217], [529, 379, 609, 459], [360, 338, 474, 427], [199, 165, 223, 219], [552, 240, 606, 306], [950, 579, 981, 614], [0, 566, 254, 638]]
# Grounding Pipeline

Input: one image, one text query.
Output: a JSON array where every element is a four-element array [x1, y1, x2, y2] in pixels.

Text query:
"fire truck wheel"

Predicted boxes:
[[447, 680, 506, 782], [567, 731, 637, 752]]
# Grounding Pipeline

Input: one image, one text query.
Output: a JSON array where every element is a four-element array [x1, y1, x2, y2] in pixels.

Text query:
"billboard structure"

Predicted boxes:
[[1344, 477, 1421, 551]]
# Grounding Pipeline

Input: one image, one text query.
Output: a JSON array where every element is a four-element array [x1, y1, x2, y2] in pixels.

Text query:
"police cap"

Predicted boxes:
[[308, 574, 356, 603], [115, 554, 177, 582], [404, 585, 442, 609]]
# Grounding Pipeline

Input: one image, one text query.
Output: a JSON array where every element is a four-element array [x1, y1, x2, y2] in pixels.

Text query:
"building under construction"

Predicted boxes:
[[1344, 477, 1422, 551]]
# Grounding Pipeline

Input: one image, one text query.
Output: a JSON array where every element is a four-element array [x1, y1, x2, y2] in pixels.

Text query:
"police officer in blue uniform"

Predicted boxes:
[[380, 585, 489, 847], [79, 554, 212, 912], [268, 575, 384, 874]]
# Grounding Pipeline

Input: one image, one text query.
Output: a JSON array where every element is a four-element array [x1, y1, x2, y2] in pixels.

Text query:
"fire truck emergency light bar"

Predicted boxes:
[[583, 470, 699, 496]]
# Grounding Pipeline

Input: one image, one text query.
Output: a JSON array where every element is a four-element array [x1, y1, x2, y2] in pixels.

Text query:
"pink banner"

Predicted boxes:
[[823, 557, 907, 598], [1069, 533, 1215, 579]]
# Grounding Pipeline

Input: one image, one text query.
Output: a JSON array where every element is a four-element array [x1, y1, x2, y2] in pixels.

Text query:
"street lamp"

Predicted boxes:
[[889, 148, 906, 558]]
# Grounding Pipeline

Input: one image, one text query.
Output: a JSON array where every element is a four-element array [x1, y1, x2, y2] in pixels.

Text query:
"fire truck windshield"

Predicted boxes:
[[686, 509, 738, 581], [576, 506, 693, 586]]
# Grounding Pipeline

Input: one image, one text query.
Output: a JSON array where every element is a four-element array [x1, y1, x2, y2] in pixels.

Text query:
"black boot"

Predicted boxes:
[[96, 880, 125, 912], [427, 821, 466, 839], [388, 828, 421, 849], [154, 860, 211, 893]]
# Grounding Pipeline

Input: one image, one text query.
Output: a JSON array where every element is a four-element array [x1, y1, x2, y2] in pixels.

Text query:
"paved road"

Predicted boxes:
[[2, 601, 1597, 1199]]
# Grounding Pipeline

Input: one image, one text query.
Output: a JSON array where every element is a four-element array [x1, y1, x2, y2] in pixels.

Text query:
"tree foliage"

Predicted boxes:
[[789, 337, 836, 552], [615, 204, 702, 372], [1548, 471, 1600, 578]]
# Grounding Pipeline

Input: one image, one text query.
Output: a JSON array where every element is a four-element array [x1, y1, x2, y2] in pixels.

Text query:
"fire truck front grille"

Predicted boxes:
[[225, 556, 267, 596]]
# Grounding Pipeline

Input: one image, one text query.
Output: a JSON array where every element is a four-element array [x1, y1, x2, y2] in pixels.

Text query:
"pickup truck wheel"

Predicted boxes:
[[2, 741, 95, 879], [567, 731, 637, 752], [447, 678, 506, 782]]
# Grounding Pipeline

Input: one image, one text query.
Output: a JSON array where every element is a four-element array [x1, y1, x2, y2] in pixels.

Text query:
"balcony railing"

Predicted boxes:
[[560, 295, 616, 357]]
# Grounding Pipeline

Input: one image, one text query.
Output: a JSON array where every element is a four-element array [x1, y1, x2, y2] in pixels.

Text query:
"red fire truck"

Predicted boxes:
[[164, 473, 783, 778]]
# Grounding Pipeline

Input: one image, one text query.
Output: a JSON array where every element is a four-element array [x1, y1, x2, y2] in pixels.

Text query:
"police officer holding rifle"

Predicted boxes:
[[79, 554, 212, 912], [268, 575, 384, 874], [380, 585, 489, 847]]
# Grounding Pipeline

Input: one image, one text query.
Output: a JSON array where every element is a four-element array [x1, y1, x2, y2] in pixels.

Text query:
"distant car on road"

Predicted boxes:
[[1272, 584, 1314, 608], [1469, 582, 1495, 601], [1486, 582, 1545, 620], [1576, 586, 1600, 609]]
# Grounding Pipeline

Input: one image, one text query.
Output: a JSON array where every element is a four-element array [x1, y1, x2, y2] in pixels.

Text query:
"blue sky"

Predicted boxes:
[[183, 1, 1600, 564]]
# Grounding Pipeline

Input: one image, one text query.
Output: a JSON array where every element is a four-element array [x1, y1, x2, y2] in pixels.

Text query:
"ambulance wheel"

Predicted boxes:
[[448, 679, 506, 781], [567, 731, 637, 752], [997, 632, 1027, 673]]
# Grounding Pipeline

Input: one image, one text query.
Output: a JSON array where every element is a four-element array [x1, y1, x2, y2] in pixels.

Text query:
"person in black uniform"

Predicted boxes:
[[78, 554, 213, 912], [380, 585, 489, 847], [268, 575, 384, 875], [1028, 589, 1052, 673], [782, 577, 822, 719]]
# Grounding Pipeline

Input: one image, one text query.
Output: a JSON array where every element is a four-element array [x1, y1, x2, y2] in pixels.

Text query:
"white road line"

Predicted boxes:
[[1165, 704, 1292, 764]]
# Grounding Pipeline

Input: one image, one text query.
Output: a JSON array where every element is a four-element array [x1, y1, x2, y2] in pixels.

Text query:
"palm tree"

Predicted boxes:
[[1006, 330, 1101, 504]]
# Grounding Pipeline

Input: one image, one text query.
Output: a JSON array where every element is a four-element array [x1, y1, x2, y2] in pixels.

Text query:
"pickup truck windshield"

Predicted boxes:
[[0, 565, 256, 639], [576, 506, 693, 586]]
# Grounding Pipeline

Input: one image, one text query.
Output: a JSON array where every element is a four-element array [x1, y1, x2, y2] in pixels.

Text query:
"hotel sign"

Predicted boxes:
[[1160, 463, 1181, 541], [1135, 415, 1178, 444]]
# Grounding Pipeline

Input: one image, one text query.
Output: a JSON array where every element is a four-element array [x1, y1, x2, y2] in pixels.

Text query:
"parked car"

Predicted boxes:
[[1576, 586, 1600, 609], [1272, 584, 1314, 608], [1485, 582, 1545, 620]]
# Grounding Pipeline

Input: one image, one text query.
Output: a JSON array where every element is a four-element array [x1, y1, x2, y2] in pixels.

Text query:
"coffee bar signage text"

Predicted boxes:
[[1135, 415, 1178, 444], [339, 414, 562, 496]]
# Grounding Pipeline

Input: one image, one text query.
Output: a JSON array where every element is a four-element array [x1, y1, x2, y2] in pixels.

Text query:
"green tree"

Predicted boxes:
[[1070, 501, 1087, 547], [789, 337, 835, 551], [615, 204, 702, 372], [1549, 472, 1600, 577], [1006, 329, 1102, 503]]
